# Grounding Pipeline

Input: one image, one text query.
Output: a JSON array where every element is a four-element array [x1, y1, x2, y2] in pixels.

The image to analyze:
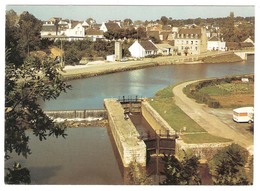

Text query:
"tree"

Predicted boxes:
[[5, 162, 31, 184], [160, 153, 201, 185], [123, 18, 133, 27], [5, 49, 71, 183], [17, 11, 42, 58], [160, 16, 169, 26], [209, 144, 250, 185], [6, 10, 24, 66]]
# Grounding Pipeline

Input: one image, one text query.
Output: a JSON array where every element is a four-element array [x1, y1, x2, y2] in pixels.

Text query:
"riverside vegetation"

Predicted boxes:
[[183, 75, 254, 108]]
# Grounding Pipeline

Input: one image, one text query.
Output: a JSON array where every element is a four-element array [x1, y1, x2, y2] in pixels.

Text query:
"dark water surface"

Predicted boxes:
[[6, 56, 254, 184]]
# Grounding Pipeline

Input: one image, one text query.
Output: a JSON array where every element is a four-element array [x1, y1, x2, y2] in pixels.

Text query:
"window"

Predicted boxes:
[[195, 46, 198, 51], [186, 41, 189, 44], [191, 41, 193, 44]]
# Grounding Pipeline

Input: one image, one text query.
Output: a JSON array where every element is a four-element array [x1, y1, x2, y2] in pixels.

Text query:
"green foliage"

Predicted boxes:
[[5, 162, 31, 184], [208, 144, 250, 185], [54, 39, 117, 64], [17, 11, 42, 58], [160, 153, 201, 185], [5, 50, 71, 161], [6, 10, 24, 66]]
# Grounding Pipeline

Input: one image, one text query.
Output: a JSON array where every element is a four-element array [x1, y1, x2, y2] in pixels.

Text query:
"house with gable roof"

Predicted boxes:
[[207, 36, 226, 51], [64, 21, 85, 40], [100, 22, 121, 32], [128, 40, 158, 58]]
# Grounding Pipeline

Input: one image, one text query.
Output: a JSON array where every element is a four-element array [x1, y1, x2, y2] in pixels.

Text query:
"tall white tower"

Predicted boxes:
[[115, 41, 122, 61]]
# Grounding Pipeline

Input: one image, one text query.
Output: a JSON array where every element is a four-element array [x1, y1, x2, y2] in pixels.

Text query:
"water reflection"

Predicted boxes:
[[6, 128, 123, 185], [41, 56, 254, 110]]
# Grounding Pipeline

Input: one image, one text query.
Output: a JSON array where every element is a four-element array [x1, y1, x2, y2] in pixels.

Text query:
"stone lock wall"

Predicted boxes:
[[104, 99, 146, 167], [175, 138, 232, 161], [141, 101, 176, 135]]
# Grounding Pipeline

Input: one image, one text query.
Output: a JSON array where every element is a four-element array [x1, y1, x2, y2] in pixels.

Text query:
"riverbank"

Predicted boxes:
[[60, 51, 240, 81]]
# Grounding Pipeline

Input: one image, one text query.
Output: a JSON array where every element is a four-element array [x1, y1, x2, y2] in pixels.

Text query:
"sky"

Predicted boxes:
[[5, 4, 255, 23]]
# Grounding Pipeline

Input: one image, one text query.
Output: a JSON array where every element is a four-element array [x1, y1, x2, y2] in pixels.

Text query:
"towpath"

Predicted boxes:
[[172, 80, 254, 155]]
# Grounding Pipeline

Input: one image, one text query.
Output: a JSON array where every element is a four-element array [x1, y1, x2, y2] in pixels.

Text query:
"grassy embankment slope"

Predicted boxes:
[[202, 53, 242, 63], [148, 85, 231, 144]]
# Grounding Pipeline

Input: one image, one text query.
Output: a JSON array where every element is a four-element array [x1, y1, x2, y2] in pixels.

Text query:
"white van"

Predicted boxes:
[[233, 107, 254, 123]]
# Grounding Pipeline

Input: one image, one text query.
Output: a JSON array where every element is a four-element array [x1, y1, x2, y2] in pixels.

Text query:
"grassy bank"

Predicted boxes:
[[148, 85, 231, 143], [202, 53, 242, 63], [183, 75, 254, 108]]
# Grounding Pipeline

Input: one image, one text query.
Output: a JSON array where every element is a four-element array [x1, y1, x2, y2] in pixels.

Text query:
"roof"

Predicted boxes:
[[105, 22, 121, 31], [240, 42, 254, 48], [178, 28, 201, 35], [160, 31, 172, 40], [42, 25, 56, 32], [85, 29, 103, 36], [139, 40, 158, 51], [226, 42, 240, 48], [147, 30, 160, 40], [208, 36, 220, 41], [156, 43, 174, 49]]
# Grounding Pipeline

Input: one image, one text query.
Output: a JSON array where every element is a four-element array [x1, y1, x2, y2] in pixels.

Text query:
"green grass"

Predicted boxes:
[[149, 97, 205, 132], [148, 85, 231, 143], [199, 82, 253, 96], [181, 133, 231, 144]]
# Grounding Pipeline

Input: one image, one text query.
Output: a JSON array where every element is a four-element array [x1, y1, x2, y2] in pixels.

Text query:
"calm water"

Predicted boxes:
[[41, 56, 254, 110], [6, 56, 254, 184]]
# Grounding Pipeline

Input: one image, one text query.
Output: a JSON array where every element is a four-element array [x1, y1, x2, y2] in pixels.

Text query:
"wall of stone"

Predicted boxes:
[[141, 101, 175, 135], [104, 99, 146, 167], [175, 138, 232, 161]]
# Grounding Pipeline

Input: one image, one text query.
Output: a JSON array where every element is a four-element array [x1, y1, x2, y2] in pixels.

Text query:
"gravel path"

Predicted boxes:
[[172, 80, 253, 154]]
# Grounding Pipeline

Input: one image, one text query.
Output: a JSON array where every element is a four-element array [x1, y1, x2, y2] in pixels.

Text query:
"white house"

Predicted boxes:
[[64, 21, 85, 40], [128, 40, 158, 58], [40, 21, 57, 37], [207, 36, 226, 51]]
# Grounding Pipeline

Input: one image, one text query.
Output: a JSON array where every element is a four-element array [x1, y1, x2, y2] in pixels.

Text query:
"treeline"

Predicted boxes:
[[53, 39, 132, 65]]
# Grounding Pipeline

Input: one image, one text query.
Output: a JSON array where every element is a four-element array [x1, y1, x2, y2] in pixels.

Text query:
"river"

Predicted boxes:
[[6, 55, 254, 184]]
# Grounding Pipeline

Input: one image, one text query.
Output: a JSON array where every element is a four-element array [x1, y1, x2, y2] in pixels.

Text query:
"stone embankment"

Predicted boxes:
[[104, 99, 146, 167], [60, 51, 240, 81], [141, 101, 176, 136]]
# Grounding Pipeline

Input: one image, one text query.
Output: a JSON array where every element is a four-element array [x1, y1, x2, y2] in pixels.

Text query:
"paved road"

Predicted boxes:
[[172, 80, 253, 155]]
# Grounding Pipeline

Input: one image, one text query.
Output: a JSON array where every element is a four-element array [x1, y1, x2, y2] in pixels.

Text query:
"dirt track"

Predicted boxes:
[[172, 80, 253, 154]]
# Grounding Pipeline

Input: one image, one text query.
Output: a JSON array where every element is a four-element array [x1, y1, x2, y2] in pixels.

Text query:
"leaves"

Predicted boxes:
[[5, 162, 31, 184], [160, 153, 201, 185], [5, 50, 70, 161], [209, 144, 250, 185]]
